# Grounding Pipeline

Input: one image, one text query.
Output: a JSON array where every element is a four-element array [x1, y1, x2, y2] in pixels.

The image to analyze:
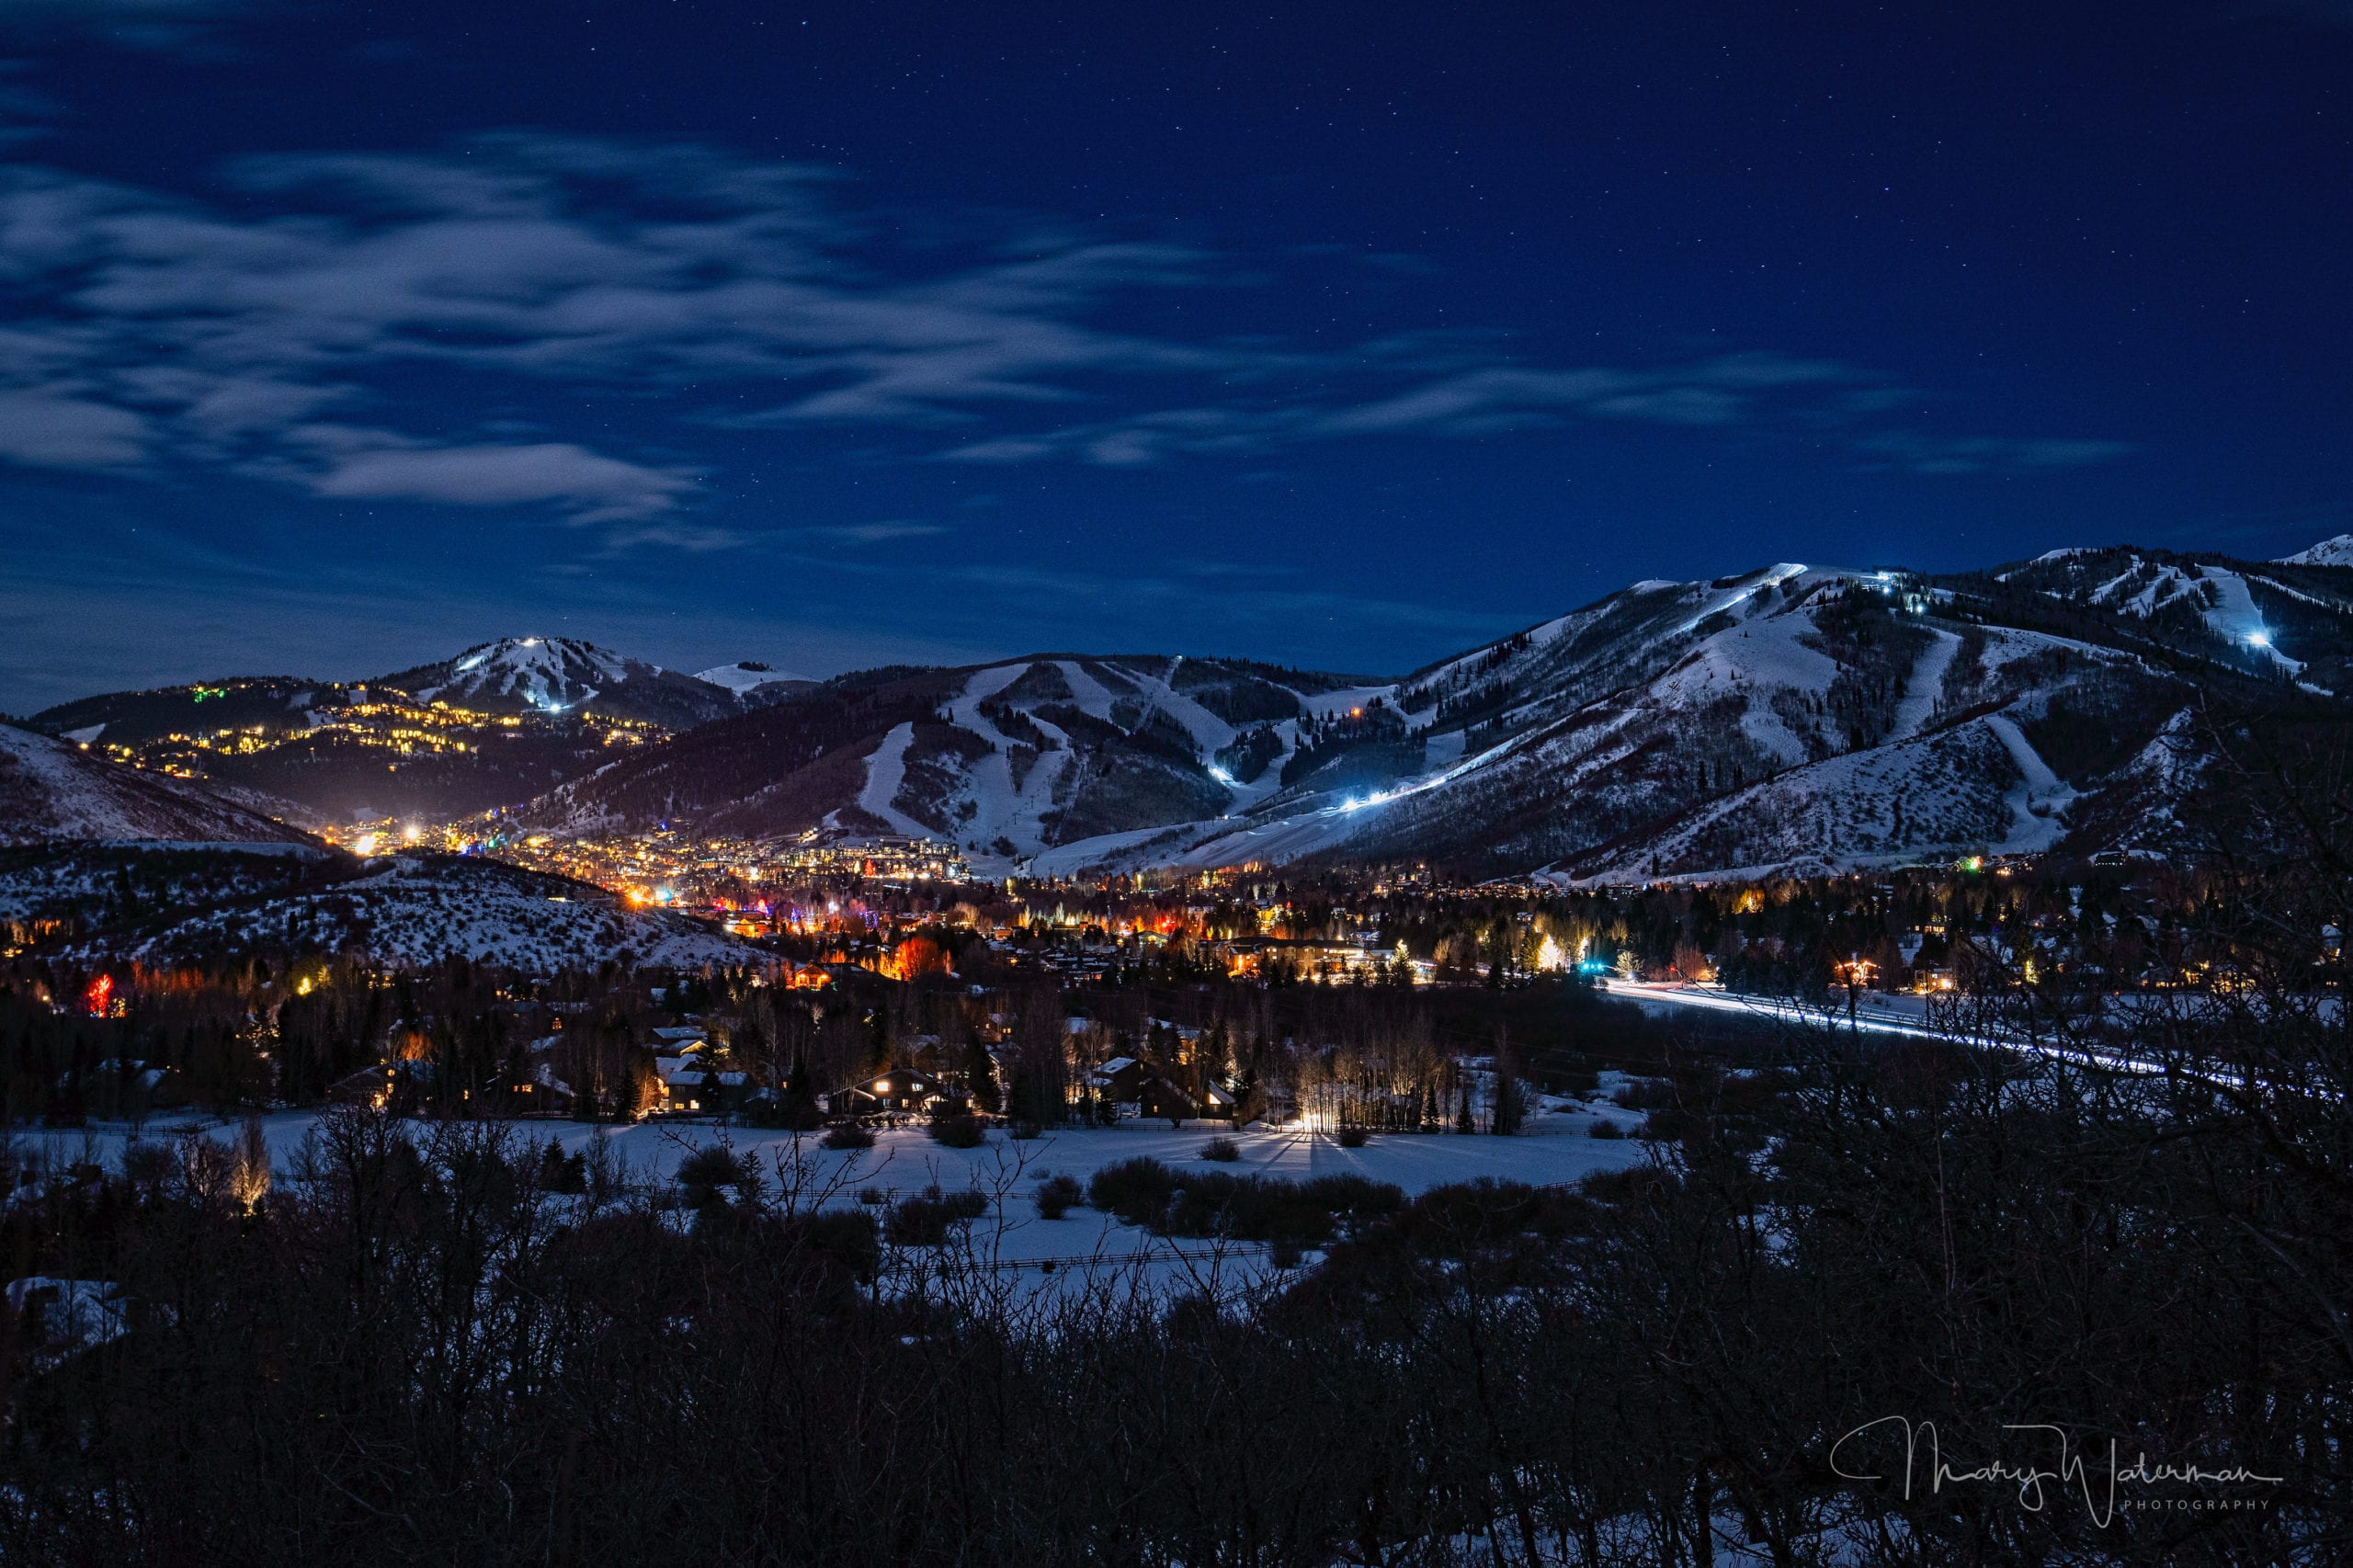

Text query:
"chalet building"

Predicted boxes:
[[1087, 1057, 1235, 1123], [661, 1067, 752, 1116], [832, 1064, 968, 1118]]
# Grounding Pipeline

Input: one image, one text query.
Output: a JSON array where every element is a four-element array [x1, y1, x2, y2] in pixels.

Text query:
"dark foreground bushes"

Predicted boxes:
[[0, 1032, 2344, 1568], [884, 1184, 989, 1245], [1086, 1156, 1403, 1243]]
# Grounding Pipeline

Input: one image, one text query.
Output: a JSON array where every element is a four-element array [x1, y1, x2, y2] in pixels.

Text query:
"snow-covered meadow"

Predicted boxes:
[[16, 1092, 1654, 1301]]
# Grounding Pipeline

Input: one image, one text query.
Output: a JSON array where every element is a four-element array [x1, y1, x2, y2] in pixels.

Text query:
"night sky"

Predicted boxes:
[[3, 1, 2349, 711]]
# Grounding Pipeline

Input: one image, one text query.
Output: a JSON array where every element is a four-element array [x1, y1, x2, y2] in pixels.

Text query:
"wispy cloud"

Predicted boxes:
[[805, 521, 951, 544], [0, 131, 2134, 540], [0, 387, 149, 466], [1857, 433, 2134, 475], [287, 429, 698, 521]]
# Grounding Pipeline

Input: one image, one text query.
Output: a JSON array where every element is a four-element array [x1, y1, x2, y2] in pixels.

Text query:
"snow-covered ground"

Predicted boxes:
[[18, 1106, 1652, 1302], [695, 662, 807, 694]]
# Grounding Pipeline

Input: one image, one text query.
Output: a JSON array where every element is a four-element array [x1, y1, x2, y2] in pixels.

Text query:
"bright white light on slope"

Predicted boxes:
[[1209, 766, 1236, 786], [2246, 631, 2270, 649]]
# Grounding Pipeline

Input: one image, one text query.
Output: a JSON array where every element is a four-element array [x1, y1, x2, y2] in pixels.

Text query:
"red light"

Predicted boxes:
[[84, 974, 114, 1017]]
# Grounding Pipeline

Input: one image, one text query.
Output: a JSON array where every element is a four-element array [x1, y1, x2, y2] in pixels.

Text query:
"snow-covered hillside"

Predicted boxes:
[[75, 852, 761, 971], [0, 723, 314, 846], [33, 536, 2351, 886], [2277, 534, 2353, 568], [1018, 567, 2245, 884], [695, 662, 813, 699], [505, 546, 2348, 883], [527, 656, 1375, 870]]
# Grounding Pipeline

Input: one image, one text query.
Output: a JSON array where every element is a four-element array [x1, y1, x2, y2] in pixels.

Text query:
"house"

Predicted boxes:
[[1087, 1057, 1235, 1123], [1086, 1056, 1149, 1102], [1136, 1076, 1234, 1123], [524, 1061, 574, 1113], [832, 1064, 968, 1118], [665, 1069, 714, 1114], [88, 1059, 187, 1116]]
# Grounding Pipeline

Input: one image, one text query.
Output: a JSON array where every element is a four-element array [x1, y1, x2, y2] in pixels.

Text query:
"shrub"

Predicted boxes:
[[929, 1113, 985, 1148], [1199, 1135, 1240, 1162], [1588, 1118, 1624, 1140], [886, 1185, 990, 1246], [858, 1186, 888, 1206], [822, 1123, 876, 1151], [1089, 1158, 1404, 1244], [1267, 1233, 1307, 1268], [1034, 1174, 1084, 1219], [1335, 1126, 1370, 1148], [1006, 1121, 1043, 1141], [1088, 1157, 1178, 1224], [675, 1145, 760, 1203]]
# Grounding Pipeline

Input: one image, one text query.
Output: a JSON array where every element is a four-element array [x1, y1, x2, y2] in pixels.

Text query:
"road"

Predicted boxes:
[[1595, 977, 2186, 1079]]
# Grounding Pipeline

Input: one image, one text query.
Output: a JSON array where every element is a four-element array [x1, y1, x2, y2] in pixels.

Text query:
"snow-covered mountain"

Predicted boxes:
[[497, 541, 2353, 882], [378, 637, 742, 729], [2277, 534, 2353, 568], [0, 722, 314, 846], [1031, 568, 2115, 881], [517, 657, 1378, 863], [695, 661, 813, 700], [25, 639, 795, 827], [28, 534, 2353, 882]]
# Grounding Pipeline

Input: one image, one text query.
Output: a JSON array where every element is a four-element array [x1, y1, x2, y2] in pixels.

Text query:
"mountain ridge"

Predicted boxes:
[[21, 536, 2353, 880]]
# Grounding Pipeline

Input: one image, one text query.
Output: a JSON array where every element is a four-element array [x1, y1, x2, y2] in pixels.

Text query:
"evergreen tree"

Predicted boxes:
[[1490, 1030, 1526, 1136], [963, 1037, 1001, 1114]]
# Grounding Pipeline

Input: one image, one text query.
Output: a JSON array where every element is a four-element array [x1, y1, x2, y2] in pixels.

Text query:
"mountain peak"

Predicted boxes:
[[373, 637, 737, 730], [2276, 534, 2353, 568]]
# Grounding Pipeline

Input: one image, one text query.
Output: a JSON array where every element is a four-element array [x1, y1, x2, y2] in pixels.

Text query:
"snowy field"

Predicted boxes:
[[14, 1096, 1654, 1303]]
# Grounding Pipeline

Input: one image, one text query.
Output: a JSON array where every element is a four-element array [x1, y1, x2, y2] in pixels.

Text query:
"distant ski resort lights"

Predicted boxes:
[[2246, 630, 2271, 648]]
